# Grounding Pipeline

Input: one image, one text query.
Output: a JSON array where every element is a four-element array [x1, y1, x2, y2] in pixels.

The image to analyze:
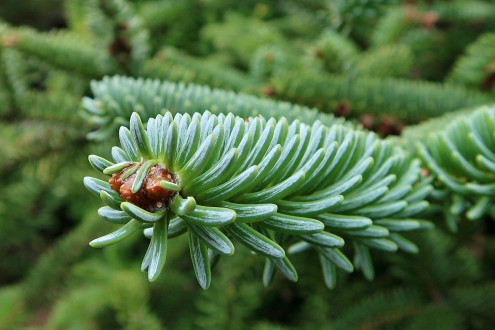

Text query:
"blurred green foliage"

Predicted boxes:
[[1, 0, 495, 329], [0, 0, 65, 29]]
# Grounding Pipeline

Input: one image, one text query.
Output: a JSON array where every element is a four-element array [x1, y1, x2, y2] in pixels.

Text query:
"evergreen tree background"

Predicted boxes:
[[1, 0, 495, 328]]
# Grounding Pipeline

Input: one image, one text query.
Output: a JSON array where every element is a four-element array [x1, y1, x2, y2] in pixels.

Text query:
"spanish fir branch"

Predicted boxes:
[[0, 144, 101, 288], [138, 1, 192, 32], [371, 8, 412, 47], [308, 30, 414, 79], [249, 46, 297, 85], [17, 91, 86, 124], [309, 29, 359, 74], [351, 45, 414, 79], [0, 50, 14, 115], [401, 105, 489, 149], [269, 3, 329, 40], [20, 214, 105, 308], [83, 76, 352, 141], [327, 0, 394, 38], [201, 12, 287, 67], [0, 121, 83, 172], [0, 48, 29, 111], [142, 47, 252, 92], [193, 248, 265, 329], [3, 0, 495, 327], [137, 0, 203, 52], [63, 0, 87, 36], [433, 1, 495, 27], [0, 26, 117, 77], [325, 229, 494, 329], [417, 106, 495, 229], [447, 33, 495, 92], [449, 283, 495, 324], [370, 2, 495, 81], [330, 288, 423, 330], [45, 269, 163, 329], [0, 285, 25, 329], [371, 1, 495, 48], [84, 108, 432, 288], [81, 0, 115, 47], [397, 28, 454, 82], [44, 66, 90, 96], [271, 71, 491, 122], [86, 0, 150, 74]]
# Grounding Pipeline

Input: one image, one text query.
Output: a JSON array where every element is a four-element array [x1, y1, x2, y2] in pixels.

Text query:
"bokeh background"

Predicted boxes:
[[1, 0, 495, 329]]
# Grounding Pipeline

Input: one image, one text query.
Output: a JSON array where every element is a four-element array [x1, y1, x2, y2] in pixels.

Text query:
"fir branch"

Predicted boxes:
[[0, 48, 29, 110], [17, 91, 86, 124], [0, 285, 26, 329], [83, 76, 351, 141], [401, 105, 488, 148], [21, 213, 105, 308], [371, 7, 412, 47], [137, 0, 203, 52], [94, 0, 150, 73], [418, 106, 495, 226], [201, 12, 287, 67], [2, 1, 495, 327], [142, 47, 252, 92], [309, 29, 359, 74], [351, 45, 414, 79], [269, 2, 329, 40], [249, 45, 315, 85], [0, 120, 84, 172], [46, 286, 109, 328], [433, 1, 495, 27], [447, 33, 495, 92], [45, 268, 163, 329], [449, 283, 495, 329], [0, 25, 117, 77], [0, 50, 14, 115], [330, 288, 422, 330], [84, 108, 431, 288], [271, 72, 491, 122]]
